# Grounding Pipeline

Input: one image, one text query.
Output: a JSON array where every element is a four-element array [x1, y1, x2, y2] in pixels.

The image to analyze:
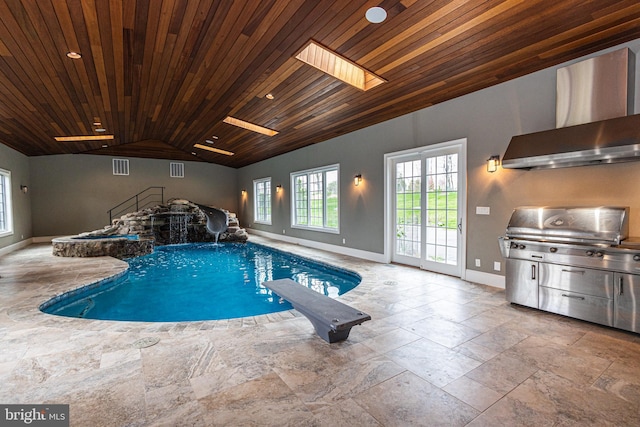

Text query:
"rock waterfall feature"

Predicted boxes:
[[52, 199, 248, 258]]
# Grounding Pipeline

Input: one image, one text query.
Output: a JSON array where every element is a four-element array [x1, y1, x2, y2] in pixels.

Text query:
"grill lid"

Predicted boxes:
[[505, 206, 629, 245]]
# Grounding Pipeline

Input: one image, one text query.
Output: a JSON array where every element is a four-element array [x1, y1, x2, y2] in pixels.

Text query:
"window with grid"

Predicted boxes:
[[253, 178, 272, 224], [395, 159, 421, 257], [0, 168, 13, 237], [291, 165, 339, 232]]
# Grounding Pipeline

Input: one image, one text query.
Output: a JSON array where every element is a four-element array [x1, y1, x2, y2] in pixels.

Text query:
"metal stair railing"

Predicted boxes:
[[108, 186, 165, 223]]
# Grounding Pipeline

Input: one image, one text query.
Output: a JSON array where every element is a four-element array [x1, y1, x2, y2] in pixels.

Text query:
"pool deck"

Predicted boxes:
[[1, 236, 640, 426]]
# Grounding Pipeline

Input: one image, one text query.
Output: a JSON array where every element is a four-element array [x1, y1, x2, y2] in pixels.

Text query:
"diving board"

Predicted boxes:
[[263, 278, 371, 343]]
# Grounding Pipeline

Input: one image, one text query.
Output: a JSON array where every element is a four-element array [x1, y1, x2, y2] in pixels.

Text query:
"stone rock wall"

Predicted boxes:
[[53, 199, 248, 258]]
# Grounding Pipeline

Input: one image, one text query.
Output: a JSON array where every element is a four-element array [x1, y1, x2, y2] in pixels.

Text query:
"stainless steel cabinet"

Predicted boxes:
[[614, 273, 640, 333], [506, 260, 639, 332], [505, 259, 538, 309]]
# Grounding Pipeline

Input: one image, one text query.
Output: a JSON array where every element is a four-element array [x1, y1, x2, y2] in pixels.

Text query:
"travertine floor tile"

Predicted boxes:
[[1, 239, 639, 426]]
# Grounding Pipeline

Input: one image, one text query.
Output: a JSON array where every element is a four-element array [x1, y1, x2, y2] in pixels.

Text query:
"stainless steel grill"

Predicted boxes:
[[499, 206, 640, 333]]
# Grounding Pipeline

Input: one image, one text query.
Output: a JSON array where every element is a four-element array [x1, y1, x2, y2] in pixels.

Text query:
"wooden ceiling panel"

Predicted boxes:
[[0, 0, 639, 168]]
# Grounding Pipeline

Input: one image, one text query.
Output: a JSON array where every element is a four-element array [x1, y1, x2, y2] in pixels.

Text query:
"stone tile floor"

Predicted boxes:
[[1, 236, 639, 426]]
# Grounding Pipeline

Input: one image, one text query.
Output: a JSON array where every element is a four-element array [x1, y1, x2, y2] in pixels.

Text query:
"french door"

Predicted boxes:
[[389, 141, 466, 277]]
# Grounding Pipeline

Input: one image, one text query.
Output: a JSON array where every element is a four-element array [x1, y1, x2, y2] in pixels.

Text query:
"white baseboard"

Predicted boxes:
[[248, 229, 505, 289], [33, 235, 63, 243], [465, 269, 505, 289], [247, 229, 387, 263], [0, 238, 33, 257]]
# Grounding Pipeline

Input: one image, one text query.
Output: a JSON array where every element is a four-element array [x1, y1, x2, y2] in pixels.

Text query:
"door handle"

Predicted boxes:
[[457, 218, 462, 233], [619, 276, 624, 296]]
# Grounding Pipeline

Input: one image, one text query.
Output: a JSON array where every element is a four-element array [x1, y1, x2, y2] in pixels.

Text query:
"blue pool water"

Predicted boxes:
[[41, 242, 361, 322]]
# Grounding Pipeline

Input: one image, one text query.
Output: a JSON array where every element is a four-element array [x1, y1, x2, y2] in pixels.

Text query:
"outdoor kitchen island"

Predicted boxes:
[[499, 206, 640, 334]]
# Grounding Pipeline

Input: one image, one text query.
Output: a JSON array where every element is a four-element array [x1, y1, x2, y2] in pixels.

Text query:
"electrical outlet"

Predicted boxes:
[[342, 238, 346, 244], [283, 229, 286, 234], [494, 261, 501, 271], [475, 258, 481, 267]]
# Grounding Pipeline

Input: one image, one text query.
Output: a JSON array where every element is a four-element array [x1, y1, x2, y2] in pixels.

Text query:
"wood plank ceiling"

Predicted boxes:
[[0, 0, 639, 168]]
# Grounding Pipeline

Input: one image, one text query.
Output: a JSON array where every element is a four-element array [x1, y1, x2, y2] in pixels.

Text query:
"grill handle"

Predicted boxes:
[[561, 293, 585, 301], [531, 264, 536, 280]]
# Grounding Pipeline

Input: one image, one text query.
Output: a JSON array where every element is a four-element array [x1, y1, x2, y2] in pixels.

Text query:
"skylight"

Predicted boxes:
[[193, 143, 234, 156], [295, 41, 385, 91], [223, 116, 278, 137], [54, 135, 114, 142]]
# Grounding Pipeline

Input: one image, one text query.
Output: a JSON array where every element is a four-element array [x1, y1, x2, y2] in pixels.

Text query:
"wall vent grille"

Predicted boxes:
[[112, 158, 129, 176], [170, 162, 185, 178]]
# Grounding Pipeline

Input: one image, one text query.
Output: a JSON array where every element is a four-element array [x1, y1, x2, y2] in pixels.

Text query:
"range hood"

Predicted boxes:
[[503, 48, 638, 170], [502, 113, 640, 169]]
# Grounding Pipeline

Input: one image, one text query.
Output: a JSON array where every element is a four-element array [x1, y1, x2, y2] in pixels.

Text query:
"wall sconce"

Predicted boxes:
[[354, 174, 362, 186], [241, 189, 247, 196], [20, 185, 28, 194], [486, 156, 500, 173], [276, 185, 282, 193]]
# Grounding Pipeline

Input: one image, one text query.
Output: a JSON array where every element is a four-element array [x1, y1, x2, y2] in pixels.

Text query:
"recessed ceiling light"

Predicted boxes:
[[223, 116, 278, 137], [296, 41, 385, 91], [365, 7, 387, 23], [265, 93, 274, 100], [101, 144, 108, 148], [66, 51, 82, 59], [95, 128, 106, 132], [93, 122, 101, 126], [55, 135, 114, 142], [211, 135, 219, 139], [193, 143, 234, 156], [205, 139, 215, 144], [192, 152, 197, 156]]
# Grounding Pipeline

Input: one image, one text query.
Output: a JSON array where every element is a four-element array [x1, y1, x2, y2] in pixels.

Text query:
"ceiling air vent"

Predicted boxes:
[[170, 162, 185, 178], [112, 158, 129, 176]]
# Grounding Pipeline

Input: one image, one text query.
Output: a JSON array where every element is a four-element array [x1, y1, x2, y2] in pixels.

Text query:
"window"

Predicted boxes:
[[0, 168, 13, 237], [291, 164, 339, 233], [254, 178, 271, 224]]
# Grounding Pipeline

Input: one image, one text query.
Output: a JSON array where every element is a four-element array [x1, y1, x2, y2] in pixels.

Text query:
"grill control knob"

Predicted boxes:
[[510, 242, 518, 249], [595, 251, 604, 258], [518, 244, 526, 250], [549, 247, 557, 253], [586, 250, 594, 256], [634, 255, 640, 261]]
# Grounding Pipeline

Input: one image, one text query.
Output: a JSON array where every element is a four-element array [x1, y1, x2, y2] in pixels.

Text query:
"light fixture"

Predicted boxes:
[[193, 143, 234, 156], [295, 41, 386, 91], [265, 93, 274, 100], [223, 116, 278, 136], [276, 185, 282, 193], [55, 135, 114, 142], [66, 51, 82, 59], [354, 174, 362, 186], [365, 7, 387, 23], [20, 185, 28, 194], [241, 189, 247, 196], [487, 155, 500, 173]]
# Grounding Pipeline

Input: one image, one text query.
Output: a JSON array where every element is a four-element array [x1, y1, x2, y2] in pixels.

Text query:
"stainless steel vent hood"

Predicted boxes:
[[503, 48, 637, 170]]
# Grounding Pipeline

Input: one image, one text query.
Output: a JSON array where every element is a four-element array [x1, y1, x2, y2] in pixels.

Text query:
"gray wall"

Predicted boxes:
[[29, 155, 238, 236], [0, 143, 32, 247], [238, 39, 640, 275]]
